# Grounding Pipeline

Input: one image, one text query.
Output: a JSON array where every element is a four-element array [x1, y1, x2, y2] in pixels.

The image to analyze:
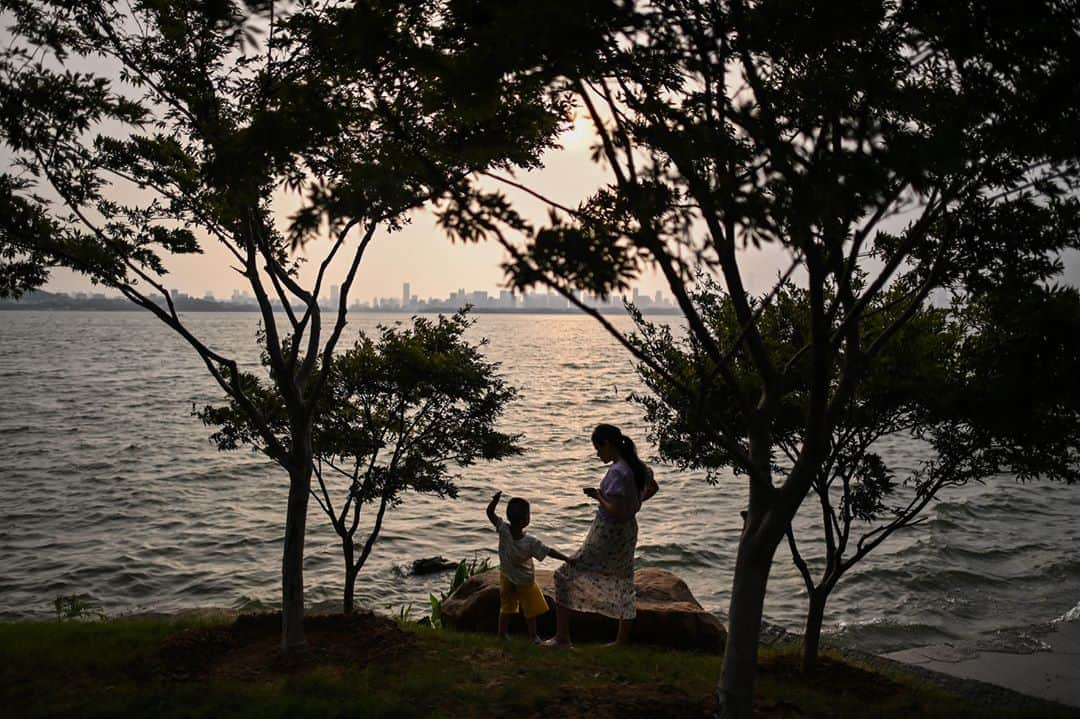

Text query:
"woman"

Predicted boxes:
[[544, 423, 659, 647]]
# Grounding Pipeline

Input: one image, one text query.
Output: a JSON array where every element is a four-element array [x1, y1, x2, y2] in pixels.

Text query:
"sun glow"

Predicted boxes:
[[559, 110, 597, 148]]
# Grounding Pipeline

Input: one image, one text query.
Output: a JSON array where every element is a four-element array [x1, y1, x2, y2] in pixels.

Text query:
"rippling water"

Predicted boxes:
[[1, 310, 1078, 654]]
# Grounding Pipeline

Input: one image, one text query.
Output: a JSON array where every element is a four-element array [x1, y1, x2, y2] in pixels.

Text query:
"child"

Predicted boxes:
[[486, 491, 572, 642]]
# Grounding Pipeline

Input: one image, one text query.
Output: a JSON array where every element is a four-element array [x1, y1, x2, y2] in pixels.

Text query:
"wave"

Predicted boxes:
[[636, 542, 729, 566], [933, 500, 980, 519], [827, 616, 959, 654], [845, 564, 1009, 592], [936, 543, 1045, 561], [231, 595, 273, 613], [975, 626, 1054, 654], [1053, 600, 1080, 624], [68, 461, 114, 472], [1023, 557, 1080, 580]]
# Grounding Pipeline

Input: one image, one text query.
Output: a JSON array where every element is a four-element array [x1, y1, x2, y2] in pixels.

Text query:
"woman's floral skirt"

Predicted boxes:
[[554, 514, 637, 620]]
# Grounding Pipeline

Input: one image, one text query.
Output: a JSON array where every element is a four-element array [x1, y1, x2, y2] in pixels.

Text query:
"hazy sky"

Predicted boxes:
[[40, 132, 1080, 304], [39, 114, 800, 303], [6, 19, 1077, 303]]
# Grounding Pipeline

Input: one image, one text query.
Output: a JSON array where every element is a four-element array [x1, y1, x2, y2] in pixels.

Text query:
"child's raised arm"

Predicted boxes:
[[486, 491, 502, 528]]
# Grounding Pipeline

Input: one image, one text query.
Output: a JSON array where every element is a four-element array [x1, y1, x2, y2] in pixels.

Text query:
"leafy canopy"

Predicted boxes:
[[199, 308, 521, 522]]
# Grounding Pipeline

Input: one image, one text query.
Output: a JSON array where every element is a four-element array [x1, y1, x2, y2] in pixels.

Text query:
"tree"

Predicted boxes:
[[0, 0, 561, 653], [434, 2, 1080, 715], [793, 280, 1080, 672], [198, 309, 521, 613], [630, 275, 1080, 674]]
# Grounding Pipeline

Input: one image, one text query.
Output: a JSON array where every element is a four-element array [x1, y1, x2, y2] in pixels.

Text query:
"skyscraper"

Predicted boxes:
[[402, 282, 411, 309], [330, 284, 340, 307]]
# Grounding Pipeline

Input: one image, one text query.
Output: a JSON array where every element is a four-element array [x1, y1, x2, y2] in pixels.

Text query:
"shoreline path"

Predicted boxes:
[[754, 615, 1080, 712]]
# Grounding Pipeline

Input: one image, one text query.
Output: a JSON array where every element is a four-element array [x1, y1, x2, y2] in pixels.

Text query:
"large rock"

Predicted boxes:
[[440, 567, 726, 652]]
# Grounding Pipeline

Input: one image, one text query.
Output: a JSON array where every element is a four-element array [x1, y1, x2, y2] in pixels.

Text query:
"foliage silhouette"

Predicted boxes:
[[0, 0, 565, 653], [199, 310, 520, 614], [629, 276, 1080, 673], [432, 2, 1080, 714]]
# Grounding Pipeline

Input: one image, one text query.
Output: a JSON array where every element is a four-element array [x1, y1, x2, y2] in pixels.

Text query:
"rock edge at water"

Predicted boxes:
[[440, 566, 727, 652]]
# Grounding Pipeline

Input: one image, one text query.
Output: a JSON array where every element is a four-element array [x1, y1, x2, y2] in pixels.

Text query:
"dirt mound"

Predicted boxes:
[[549, 683, 810, 719], [552, 683, 716, 719], [159, 610, 415, 682]]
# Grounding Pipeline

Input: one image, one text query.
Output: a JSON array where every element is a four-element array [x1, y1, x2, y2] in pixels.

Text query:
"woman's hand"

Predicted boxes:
[[586, 487, 631, 521]]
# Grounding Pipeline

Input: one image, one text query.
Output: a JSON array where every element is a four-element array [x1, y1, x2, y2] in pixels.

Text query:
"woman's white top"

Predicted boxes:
[[597, 460, 649, 521]]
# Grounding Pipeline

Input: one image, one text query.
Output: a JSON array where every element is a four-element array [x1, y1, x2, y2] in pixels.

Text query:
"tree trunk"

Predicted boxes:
[[281, 460, 311, 654], [801, 587, 828, 674], [343, 538, 357, 614], [716, 529, 779, 719]]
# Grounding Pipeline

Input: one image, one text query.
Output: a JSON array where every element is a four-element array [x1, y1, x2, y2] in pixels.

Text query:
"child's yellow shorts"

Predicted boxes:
[[499, 574, 549, 619]]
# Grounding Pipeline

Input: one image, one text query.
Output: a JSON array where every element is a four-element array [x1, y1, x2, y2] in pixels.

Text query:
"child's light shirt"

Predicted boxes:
[[494, 517, 550, 586]]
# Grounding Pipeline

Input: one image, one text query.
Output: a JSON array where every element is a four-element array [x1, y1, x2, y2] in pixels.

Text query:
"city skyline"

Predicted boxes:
[[8, 282, 684, 315], [215, 281, 677, 312]]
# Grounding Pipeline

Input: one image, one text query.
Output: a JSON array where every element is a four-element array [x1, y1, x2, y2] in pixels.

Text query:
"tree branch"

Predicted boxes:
[[785, 524, 816, 594], [307, 221, 377, 402]]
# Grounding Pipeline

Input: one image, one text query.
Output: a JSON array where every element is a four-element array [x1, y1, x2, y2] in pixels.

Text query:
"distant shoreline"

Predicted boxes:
[[0, 297, 682, 316]]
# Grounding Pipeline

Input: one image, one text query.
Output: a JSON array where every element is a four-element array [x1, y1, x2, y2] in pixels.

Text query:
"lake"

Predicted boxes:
[[1, 310, 1077, 654]]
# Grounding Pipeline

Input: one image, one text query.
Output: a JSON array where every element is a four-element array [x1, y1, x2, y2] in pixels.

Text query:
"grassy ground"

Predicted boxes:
[[0, 614, 1076, 719]]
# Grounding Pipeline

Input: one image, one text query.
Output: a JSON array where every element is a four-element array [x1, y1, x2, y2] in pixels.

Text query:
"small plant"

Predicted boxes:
[[448, 554, 492, 597], [427, 593, 443, 629], [391, 602, 416, 625], [426, 553, 493, 628], [53, 594, 105, 622]]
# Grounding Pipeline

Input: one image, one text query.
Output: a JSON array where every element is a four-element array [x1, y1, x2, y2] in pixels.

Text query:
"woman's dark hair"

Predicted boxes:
[[591, 423, 648, 494]]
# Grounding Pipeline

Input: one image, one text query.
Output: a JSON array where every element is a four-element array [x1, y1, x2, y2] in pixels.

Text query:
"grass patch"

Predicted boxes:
[[0, 615, 1074, 719]]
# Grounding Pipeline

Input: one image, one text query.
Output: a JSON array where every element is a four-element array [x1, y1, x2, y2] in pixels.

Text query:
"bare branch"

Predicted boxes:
[[831, 187, 946, 352], [354, 487, 392, 572], [266, 260, 301, 331], [92, 12, 198, 126], [308, 466, 332, 519], [98, 165, 245, 265], [576, 79, 630, 189], [785, 524, 816, 594], [311, 460, 338, 526], [844, 473, 948, 571], [574, 82, 755, 411], [591, 78, 638, 185], [862, 235, 951, 359], [307, 222, 377, 401], [480, 171, 582, 218], [241, 217, 294, 415]]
